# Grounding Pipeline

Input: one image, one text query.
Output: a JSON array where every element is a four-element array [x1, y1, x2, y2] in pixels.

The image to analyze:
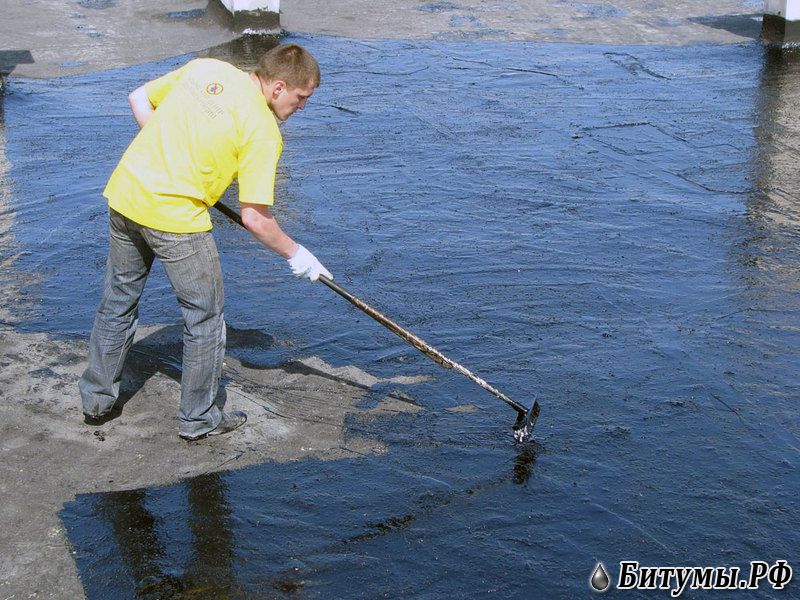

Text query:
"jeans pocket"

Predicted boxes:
[[143, 227, 199, 262]]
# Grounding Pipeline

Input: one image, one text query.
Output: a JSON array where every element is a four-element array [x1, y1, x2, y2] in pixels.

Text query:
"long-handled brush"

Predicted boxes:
[[214, 201, 540, 442]]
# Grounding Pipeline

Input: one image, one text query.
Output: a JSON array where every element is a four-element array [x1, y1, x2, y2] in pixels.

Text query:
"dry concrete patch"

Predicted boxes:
[[2, 0, 772, 80], [280, 0, 764, 46], [3, 0, 240, 79], [0, 323, 425, 598], [446, 403, 478, 413]]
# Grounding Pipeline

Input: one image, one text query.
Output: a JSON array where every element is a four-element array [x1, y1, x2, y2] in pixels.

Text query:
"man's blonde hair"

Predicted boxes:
[[255, 44, 320, 89]]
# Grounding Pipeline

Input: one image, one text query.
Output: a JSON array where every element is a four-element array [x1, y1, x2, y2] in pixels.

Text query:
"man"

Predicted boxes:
[[79, 44, 331, 441]]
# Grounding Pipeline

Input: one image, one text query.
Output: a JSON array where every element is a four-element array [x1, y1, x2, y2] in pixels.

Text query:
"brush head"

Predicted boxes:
[[512, 399, 540, 443]]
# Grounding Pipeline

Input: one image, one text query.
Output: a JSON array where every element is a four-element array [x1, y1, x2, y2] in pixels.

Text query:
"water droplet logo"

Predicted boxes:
[[590, 562, 611, 592], [206, 82, 224, 95]]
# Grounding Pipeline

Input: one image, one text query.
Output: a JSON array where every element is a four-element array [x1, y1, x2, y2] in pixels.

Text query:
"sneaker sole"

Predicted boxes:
[[180, 413, 247, 441]]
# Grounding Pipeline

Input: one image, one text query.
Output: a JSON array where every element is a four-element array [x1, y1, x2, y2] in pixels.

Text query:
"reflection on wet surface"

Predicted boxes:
[[73, 473, 237, 598], [752, 47, 800, 229], [2, 33, 798, 597], [200, 33, 280, 70], [63, 444, 543, 599]]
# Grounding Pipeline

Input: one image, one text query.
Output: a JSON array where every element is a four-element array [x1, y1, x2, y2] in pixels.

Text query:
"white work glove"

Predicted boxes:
[[287, 244, 332, 282]]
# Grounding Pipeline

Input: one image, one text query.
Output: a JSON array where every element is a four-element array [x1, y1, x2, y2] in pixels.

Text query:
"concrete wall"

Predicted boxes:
[[765, 0, 800, 21], [218, 0, 280, 12], [214, 0, 280, 32], [763, 0, 800, 43], [0, 50, 34, 96]]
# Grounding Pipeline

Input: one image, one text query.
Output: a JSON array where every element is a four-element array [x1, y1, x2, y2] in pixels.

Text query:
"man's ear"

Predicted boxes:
[[272, 79, 286, 97]]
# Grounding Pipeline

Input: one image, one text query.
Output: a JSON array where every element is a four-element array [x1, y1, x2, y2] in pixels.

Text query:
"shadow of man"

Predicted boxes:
[[86, 472, 236, 598], [110, 323, 280, 417]]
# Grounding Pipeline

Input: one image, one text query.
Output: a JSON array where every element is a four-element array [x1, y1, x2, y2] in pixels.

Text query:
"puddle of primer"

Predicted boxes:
[[2, 34, 799, 597]]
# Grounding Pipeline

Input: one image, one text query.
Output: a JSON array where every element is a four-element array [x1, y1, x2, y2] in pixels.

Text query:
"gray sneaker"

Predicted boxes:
[[180, 410, 247, 441], [83, 406, 122, 426]]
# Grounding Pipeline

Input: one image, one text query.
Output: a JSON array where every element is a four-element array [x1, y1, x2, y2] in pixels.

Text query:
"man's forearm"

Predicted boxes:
[[240, 203, 298, 258]]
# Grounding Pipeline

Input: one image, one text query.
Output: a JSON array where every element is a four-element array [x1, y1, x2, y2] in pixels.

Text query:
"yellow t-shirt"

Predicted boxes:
[[104, 58, 283, 233]]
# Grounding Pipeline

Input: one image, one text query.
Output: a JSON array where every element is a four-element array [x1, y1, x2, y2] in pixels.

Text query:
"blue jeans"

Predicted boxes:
[[79, 208, 226, 437]]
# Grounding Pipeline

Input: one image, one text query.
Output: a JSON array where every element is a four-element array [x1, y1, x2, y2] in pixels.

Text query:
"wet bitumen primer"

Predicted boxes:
[[1, 33, 799, 598]]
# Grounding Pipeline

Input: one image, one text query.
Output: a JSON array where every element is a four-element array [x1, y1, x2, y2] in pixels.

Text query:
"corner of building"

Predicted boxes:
[[212, 0, 281, 34], [0, 49, 34, 95]]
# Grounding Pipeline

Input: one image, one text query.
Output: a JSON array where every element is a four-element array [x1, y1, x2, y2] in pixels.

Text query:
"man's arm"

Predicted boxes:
[[128, 85, 155, 129], [240, 202, 332, 281], [240, 203, 297, 258]]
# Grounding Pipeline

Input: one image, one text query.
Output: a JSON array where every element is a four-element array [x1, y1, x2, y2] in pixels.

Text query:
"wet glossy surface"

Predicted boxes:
[[2, 35, 799, 597]]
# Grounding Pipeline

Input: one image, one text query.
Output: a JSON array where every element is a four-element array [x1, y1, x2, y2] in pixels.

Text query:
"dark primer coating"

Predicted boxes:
[[215, 196, 539, 440], [1, 33, 798, 598]]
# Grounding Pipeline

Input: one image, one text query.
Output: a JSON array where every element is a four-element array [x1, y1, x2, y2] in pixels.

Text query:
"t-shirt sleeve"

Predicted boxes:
[[144, 63, 188, 107], [237, 125, 283, 206]]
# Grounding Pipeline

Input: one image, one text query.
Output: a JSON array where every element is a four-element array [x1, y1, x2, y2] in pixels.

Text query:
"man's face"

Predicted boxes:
[[270, 81, 315, 121]]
